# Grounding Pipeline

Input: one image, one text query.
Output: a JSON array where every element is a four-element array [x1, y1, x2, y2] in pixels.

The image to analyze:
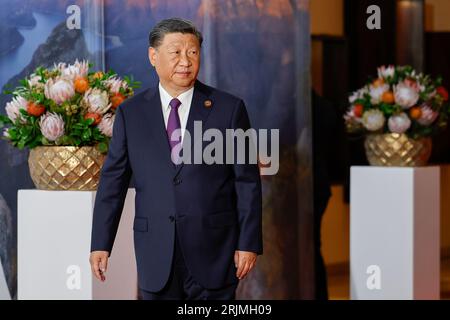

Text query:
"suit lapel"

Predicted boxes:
[[143, 88, 174, 172], [175, 81, 213, 176]]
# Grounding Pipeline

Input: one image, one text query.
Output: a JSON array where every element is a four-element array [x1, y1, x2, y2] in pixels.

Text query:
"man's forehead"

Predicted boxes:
[[162, 33, 200, 45]]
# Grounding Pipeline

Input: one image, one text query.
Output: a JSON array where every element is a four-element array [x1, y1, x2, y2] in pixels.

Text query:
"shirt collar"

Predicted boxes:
[[159, 83, 195, 112]]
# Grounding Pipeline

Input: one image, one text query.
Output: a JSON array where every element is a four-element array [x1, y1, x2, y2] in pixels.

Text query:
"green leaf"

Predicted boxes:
[[19, 109, 29, 117], [97, 142, 108, 154], [84, 118, 95, 126], [81, 128, 92, 141], [73, 137, 81, 145], [0, 115, 12, 127], [41, 136, 51, 145], [19, 126, 32, 136], [72, 124, 85, 130], [8, 128, 18, 140]]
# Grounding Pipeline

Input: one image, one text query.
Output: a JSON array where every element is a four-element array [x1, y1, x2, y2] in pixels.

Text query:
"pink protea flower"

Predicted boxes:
[[39, 112, 65, 141], [44, 77, 75, 105], [362, 109, 385, 131], [369, 83, 390, 104], [394, 81, 419, 109], [349, 87, 369, 104], [417, 104, 439, 126], [28, 74, 44, 88], [103, 77, 128, 94], [5, 96, 28, 122], [388, 112, 411, 134], [60, 59, 89, 81], [98, 114, 115, 137], [377, 65, 395, 79], [83, 88, 111, 114]]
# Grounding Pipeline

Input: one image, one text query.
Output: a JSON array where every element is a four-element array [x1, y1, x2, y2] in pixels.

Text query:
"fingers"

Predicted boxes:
[[234, 251, 239, 268], [235, 251, 257, 280], [238, 261, 251, 280], [90, 256, 103, 281], [236, 256, 245, 279], [90, 252, 108, 282], [100, 256, 108, 274]]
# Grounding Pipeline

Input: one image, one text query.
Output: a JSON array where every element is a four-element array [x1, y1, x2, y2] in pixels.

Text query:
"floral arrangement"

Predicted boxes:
[[0, 60, 140, 153], [345, 65, 449, 139]]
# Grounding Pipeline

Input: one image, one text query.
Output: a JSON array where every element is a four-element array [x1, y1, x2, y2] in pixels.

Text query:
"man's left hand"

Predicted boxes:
[[234, 250, 257, 280]]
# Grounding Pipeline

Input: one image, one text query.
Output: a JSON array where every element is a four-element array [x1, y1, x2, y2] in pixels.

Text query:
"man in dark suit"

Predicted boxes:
[[89, 18, 262, 300]]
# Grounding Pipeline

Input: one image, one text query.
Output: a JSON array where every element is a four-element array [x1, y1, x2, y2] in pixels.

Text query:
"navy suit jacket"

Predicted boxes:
[[90, 80, 263, 292]]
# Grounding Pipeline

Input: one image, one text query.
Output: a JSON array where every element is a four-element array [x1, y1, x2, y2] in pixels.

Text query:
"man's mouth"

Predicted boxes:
[[175, 71, 192, 77]]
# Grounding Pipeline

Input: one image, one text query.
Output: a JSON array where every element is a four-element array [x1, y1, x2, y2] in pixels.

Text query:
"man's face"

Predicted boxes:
[[149, 32, 200, 94]]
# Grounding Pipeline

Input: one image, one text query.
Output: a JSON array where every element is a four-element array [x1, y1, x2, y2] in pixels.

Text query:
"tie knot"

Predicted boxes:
[[169, 98, 181, 110]]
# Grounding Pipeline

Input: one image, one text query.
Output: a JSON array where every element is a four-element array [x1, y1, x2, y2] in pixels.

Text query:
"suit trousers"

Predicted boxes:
[[139, 225, 239, 300]]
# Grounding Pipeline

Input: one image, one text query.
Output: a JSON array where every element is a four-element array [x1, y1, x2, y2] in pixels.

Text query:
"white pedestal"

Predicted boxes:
[[350, 166, 440, 300], [18, 189, 137, 300]]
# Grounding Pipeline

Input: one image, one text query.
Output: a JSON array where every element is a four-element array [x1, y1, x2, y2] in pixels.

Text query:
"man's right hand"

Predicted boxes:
[[89, 251, 109, 282]]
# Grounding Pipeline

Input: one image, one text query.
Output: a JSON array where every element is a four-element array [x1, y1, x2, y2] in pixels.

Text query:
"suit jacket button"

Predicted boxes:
[[169, 216, 175, 222], [173, 178, 182, 185]]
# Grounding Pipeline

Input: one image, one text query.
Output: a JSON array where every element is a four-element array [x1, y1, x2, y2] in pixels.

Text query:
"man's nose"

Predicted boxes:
[[179, 53, 191, 66]]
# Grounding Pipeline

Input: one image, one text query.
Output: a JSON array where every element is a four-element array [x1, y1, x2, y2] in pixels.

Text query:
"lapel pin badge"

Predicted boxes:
[[204, 100, 212, 108]]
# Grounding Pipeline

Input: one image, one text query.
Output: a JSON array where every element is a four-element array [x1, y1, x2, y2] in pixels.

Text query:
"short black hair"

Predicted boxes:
[[149, 17, 203, 48]]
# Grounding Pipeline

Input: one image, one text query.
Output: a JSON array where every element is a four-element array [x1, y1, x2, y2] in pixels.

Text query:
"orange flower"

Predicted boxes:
[[74, 77, 89, 94], [382, 91, 395, 104], [27, 102, 46, 117], [372, 78, 385, 88], [353, 104, 364, 118], [409, 106, 422, 120], [93, 71, 104, 80], [84, 112, 102, 125], [110, 93, 125, 109]]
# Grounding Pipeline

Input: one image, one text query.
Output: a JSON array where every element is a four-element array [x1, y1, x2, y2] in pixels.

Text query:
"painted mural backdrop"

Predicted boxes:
[[0, 0, 312, 299]]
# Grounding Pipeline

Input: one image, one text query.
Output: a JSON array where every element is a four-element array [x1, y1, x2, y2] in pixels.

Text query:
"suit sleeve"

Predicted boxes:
[[231, 100, 263, 255], [90, 106, 132, 254]]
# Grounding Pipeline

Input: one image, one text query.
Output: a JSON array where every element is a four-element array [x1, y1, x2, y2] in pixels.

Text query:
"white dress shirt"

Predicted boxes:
[[159, 83, 194, 142]]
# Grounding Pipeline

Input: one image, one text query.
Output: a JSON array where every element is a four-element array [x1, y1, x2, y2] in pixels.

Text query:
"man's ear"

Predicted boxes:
[[148, 47, 157, 67]]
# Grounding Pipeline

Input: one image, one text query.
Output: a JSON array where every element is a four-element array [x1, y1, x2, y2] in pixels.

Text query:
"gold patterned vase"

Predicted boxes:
[[364, 133, 432, 167], [28, 146, 106, 190]]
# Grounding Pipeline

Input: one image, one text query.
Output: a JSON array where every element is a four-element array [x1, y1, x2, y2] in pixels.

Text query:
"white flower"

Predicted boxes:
[[83, 88, 111, 114], [60, 59, 89, 81], [344, 109, 363, 130], [378, 65, 395, 79], [369, 83, 390, 105], [362, 109, 385, 131], [344, 110, 356, 121], [349, 87, 369, 104], [28, 74, 44, 88], [3, 128, 10, 138], [417, 104, 438, 126], [5, 96, 28, 122], [388, 113, 411, 134], [103, 77, 128, 94], [44, 77, 75, 105], [39, 112, 65, 141], [98, 114, 115, 137], [394, 81, 419, 109]]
